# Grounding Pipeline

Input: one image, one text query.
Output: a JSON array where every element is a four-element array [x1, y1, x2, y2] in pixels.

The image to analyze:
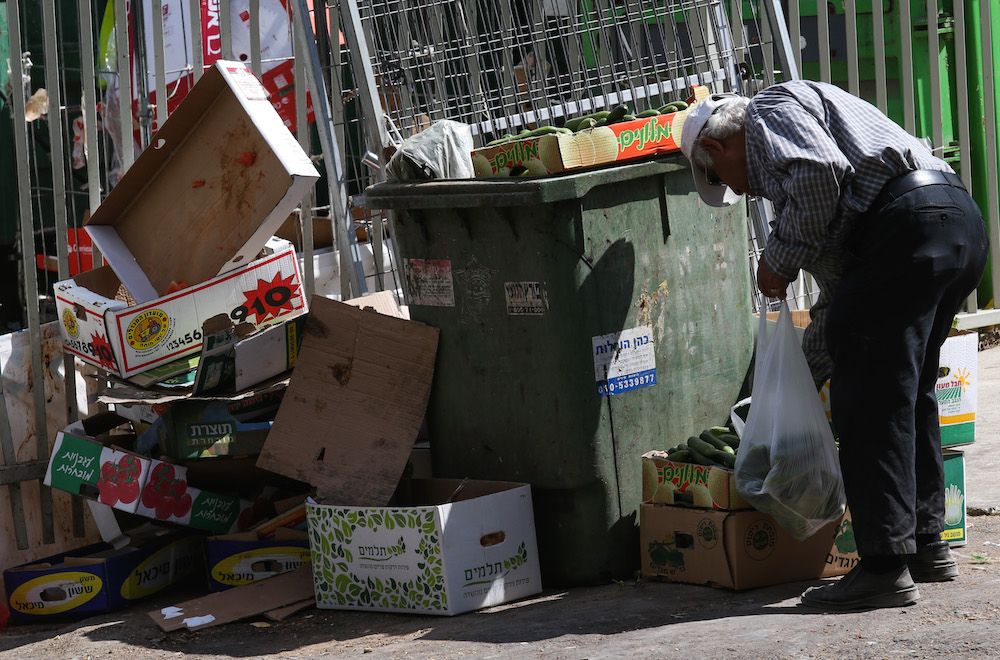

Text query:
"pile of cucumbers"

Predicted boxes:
[[485, 99, 689, 147], [665, 426, 740, 469]]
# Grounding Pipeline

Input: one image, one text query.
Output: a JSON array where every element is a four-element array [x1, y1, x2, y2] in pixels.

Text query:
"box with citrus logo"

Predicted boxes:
[[3, 528, 204, 622], [640, 505, 857, 590], [53, 243, 306, 380]]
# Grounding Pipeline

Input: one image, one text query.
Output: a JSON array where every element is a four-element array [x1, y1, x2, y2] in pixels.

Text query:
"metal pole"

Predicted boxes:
[[293, 0, 367, 298], [759, 0, 799, 81]]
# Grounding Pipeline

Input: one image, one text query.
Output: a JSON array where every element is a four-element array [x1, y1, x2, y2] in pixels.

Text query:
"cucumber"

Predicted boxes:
[[708, 425, 733, 437], [619, 113, 636, 123], [606, 103, 630, 124], [583, 110, 611, 123], [719, 433, 741, 450], [687, 435, 719, 459], [683, 441, 714, 466], [699, 430, 732, 453], [658, 101, 689, 114], [637, 109, 660, 118], [574, 117, 597, 132], [526, 126, 562, 137], [564, 117, 583, 132], [713, 451, 736, 468], [486, 135, 514, 147], [667, 448, 691, 464]]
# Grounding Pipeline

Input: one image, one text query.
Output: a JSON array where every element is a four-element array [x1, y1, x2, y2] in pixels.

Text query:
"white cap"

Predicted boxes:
[[678, 92, 744, 207]]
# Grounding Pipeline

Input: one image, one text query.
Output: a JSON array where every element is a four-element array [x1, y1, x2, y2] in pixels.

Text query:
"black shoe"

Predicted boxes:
[[906, 540, 959, 582], [800, 564, 919, 611]]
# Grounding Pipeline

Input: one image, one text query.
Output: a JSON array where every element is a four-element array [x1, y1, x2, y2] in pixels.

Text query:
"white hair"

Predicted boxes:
[[689, 97, 750, 171]]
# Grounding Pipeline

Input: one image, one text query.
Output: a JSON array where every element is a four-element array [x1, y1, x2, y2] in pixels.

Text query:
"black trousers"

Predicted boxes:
[[825, 182, 989, 557]]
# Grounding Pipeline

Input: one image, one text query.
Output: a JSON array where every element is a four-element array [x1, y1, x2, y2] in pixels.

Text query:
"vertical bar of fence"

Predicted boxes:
[[294, 0, 367, 298], [872, 0, 887, 114], [926, 0, 943, 153], [190, 0, 204, 81], [152, 0, 168, 132], [899, 0, 916, 134], [250, 0, 262, 79], [115, 0, 135, 170], [844, 0, 859, 96], [8, 0, 55, 546], [220, 0, 234, 60], [293, 10, 316, 301], [980, 1, 1000, 303], [816, 0, 830, 82], [951, 0, 977, 313]]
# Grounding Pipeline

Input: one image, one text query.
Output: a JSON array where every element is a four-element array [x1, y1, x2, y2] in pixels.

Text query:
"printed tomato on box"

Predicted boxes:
[[44, 433, 150, 514]]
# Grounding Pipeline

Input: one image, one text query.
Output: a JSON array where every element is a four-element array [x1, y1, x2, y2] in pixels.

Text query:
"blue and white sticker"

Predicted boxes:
[[593, 325, 657, 396]]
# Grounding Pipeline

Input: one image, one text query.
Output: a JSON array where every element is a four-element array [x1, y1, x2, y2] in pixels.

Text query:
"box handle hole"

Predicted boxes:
[[674, 532, 694, 549], [480, 531, 505, 547], [40, 586, 68, 601]]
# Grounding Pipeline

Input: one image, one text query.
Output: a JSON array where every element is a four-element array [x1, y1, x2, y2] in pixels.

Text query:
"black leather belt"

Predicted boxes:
[[870, 169, 966, 214]]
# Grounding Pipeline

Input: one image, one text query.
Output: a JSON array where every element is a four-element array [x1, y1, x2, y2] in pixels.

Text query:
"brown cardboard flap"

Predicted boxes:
[[149, 564, 314, 631], [256, 295, 439, 505]]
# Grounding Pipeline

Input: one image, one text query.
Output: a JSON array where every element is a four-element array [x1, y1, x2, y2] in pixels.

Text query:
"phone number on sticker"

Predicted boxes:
[[164, 329, 203, 351], [597, 372, 657, 396]]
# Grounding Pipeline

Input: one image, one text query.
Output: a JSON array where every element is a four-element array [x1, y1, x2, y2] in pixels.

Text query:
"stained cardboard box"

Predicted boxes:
[[84, 60, 320, 303], [307, 479, 542, 615], [942, 448, 967, 546], [4, 529, 204, 622], [640, 505, 858, 590], [206, 528, 311, 592], [54, 244, 307, 379], [641, 450, 751, 510]]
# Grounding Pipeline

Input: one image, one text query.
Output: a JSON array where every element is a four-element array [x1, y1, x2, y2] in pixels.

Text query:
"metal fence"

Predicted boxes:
[[1, 0, 999, 558]]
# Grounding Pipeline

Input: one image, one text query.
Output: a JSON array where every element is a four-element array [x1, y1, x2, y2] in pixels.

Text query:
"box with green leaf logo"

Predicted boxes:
[[306, 479, 541, 615]]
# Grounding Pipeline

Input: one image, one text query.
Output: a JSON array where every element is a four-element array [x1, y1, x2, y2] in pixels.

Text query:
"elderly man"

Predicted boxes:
[[679, 80, 988, 610]]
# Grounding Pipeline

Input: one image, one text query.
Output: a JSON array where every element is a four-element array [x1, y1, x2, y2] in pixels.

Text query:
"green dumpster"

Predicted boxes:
[[366, 157, 754, 586]]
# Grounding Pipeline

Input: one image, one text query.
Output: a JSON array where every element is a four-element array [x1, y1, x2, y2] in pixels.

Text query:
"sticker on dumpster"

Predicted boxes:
[[593, 325, 657, 396], [454, 256, 497, 324], [504, 282, 547, 315], [405, 259, 455, 307]]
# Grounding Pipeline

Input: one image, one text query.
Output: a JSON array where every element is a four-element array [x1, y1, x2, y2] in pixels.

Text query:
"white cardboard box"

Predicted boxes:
[[306, 479, 541, 615], [54, 245, 306, 378], [85, 60, 320, 303]]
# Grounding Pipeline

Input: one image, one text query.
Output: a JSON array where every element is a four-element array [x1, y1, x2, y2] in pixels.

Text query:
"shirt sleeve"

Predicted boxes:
[[750, 105, 855, 281]]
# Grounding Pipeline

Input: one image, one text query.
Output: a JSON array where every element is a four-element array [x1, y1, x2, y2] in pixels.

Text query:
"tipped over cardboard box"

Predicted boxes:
[[84, 60, 320, 303]]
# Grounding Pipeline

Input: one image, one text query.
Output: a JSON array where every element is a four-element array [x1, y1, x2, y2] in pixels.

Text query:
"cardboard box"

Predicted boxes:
[[640, 505, 858, 590], [54, 245, 307, 379], [135, 400, 272, 461], [306, 479, 542, 615], [471, 88, 710, 177], [938, 330, 978, 447], [205, 528, 311, 592], [45, 417, 254, 534], [84, 60, 320, 303], [192, 313, 307, 395], [942, 448, 967, 546], [4, 530, 204, 622], [641, 451, 751, 510]]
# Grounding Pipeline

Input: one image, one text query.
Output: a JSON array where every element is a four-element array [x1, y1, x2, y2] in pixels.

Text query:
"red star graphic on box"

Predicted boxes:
[[90, 332, 117, 370], [238, 272, 297, 324]]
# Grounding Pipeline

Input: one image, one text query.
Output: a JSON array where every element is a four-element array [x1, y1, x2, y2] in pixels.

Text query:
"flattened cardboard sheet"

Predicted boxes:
[[256, 295, 438, 504], [149, 564, 314, 631]]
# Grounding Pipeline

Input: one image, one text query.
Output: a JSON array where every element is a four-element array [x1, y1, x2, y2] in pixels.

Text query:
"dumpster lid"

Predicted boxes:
[[365, 158, 687, 210], [256, 294, 440, 506]]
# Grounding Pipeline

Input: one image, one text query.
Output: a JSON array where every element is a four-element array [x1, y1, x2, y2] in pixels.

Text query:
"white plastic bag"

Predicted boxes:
[[385, 120, 475, 181], [731, 301, 846, 540]]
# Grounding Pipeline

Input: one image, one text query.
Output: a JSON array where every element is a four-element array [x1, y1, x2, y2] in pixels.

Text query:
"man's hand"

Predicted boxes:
[[757, 259, 790, 300]]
